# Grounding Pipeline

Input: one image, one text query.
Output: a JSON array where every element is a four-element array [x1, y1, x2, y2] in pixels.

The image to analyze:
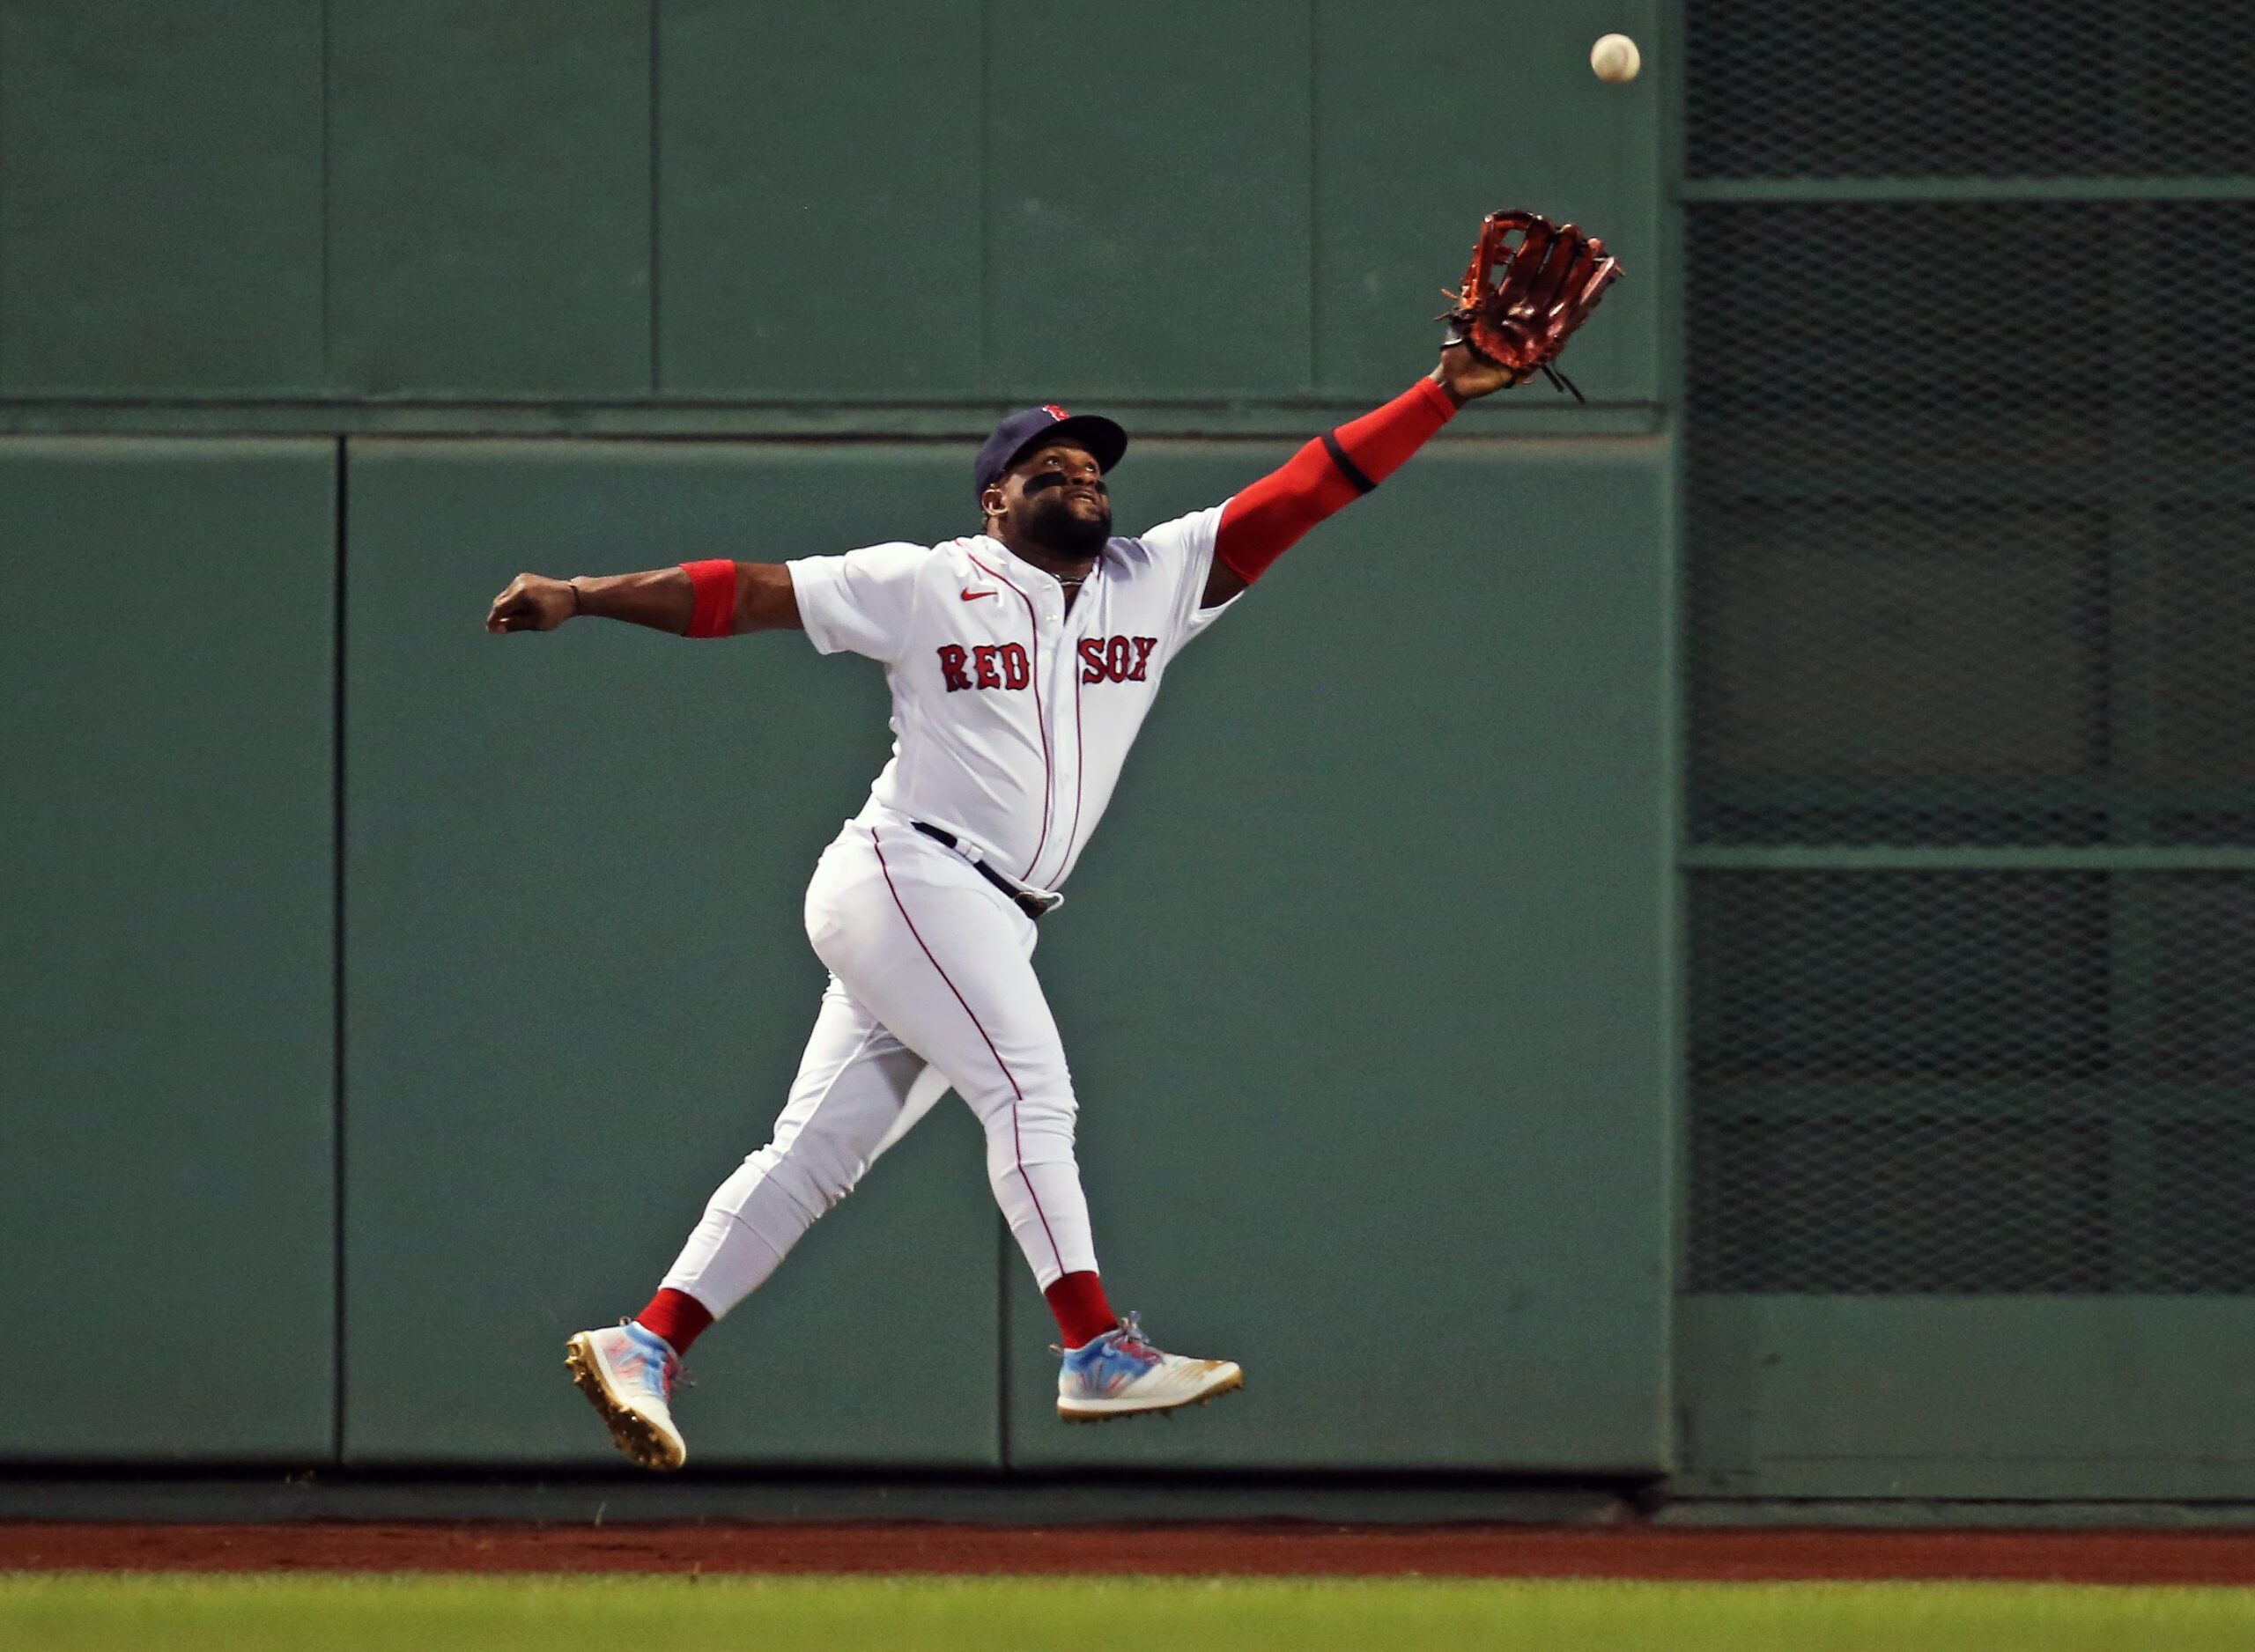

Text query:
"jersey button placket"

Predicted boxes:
[[1024, 585, 1064, 888], [1040, 576, 1098, 888]]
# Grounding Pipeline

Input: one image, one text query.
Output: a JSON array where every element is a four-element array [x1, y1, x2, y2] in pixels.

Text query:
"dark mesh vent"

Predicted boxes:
[[2145, 224, 2255, 494], [1684, 3, 2255, 1297], [1689, 874, 2111, 1086], [1688, 501, 2111, 847], [2148, 509, 2255, 800], [1689, 199, 2255, 506], [1691, 1115, 2112, 1294], [1689, 2, 2255, 178], [2150, 874, 2255, 1085], [1686, 201, 2255, 847], [1690, 871, 2255, 1293], [1687, 202, 2111, 500], [2148, 1122, 2255, 1291]]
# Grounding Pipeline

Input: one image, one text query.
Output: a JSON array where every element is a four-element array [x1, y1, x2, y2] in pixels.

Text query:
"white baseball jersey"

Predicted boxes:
[[786, 506, 1237, 891], [660, 505, 1242, 1321]]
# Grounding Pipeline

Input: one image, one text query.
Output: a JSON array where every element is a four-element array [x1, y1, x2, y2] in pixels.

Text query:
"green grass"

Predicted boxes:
[[4, 1574, 2254, 1651]]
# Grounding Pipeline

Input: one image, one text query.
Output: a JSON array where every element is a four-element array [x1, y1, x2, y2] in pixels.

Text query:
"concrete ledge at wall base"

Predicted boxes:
[[0, 1472, 1634, 1529], [13, 1478, 2255, 1530], [1651, 1497, 2255, 1530]]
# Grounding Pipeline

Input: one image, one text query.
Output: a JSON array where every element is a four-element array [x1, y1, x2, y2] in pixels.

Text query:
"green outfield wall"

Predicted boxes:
[[0, 0, 1671, 1475], [18, 0, 2243, 1505], [0, 440, 336, 1460]]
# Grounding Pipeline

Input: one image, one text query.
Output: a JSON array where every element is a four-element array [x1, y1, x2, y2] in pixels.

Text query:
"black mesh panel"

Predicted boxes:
[[1689, 1, 2255, 179], [1685, 4, 2255, 1295]]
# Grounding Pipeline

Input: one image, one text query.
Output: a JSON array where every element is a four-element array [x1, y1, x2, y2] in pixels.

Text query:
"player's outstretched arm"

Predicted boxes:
[[485, 560, 801, 638], [1201, 342, 1508, 608]]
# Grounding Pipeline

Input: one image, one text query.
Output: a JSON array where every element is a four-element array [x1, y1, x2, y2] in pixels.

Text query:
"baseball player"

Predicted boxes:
[[487, 217, 1617, 1470]]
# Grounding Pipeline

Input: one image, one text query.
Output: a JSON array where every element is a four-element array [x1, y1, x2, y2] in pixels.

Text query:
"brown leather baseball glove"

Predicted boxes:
[[1439, 210, 1623, 402]]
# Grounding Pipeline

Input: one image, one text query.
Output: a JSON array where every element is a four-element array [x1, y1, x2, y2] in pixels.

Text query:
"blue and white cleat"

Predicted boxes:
[[565, 1321, 687, 1471], [1056, 1312, 1243, 1423]]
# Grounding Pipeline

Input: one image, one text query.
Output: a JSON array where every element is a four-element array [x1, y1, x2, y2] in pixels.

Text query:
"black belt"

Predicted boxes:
[[912, 822, 1059, 921]]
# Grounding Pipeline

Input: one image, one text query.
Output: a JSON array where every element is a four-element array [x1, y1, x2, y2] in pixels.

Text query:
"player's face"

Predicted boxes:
[[990, 442, 1113, 556]]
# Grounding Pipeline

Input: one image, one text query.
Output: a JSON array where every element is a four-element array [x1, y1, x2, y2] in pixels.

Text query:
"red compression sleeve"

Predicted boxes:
[[682, 558, 737, 638], [1215, 377, 1458, 586]]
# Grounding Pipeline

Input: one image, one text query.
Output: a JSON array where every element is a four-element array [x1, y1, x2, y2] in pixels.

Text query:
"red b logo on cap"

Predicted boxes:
[[1041, 404, 1069, 420]]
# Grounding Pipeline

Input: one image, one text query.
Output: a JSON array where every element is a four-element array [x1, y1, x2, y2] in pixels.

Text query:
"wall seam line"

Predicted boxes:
[[319, 0, 331, 389], [996, 1214, 1013, 1470], [1662, 0, 1689, 1475], [648, 0, 662, 393], [330, 435, 350, 1464], [976, 0, 991, 395], [0, 8, 9, 392], [1306, 0, 1320, 394]]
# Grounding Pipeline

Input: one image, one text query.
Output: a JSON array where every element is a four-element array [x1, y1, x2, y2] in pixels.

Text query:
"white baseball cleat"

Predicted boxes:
[[1056, 1312, 1244, 1423], [565, 1321, 687, 1471]]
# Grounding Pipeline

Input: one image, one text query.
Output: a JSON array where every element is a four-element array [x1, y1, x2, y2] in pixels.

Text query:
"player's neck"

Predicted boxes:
[[989, 527, 1098, 590]]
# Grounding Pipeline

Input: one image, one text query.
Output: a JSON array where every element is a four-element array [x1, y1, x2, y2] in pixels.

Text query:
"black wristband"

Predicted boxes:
[[1320, 429, 1379, 495]]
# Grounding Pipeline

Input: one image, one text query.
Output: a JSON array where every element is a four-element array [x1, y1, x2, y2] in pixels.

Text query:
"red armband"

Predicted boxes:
[[681, 558, 737, 638], [1216, 377, 1457, 586]]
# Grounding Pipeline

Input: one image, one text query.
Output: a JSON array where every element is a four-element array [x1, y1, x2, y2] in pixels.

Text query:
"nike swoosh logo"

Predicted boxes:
[[961, 589, 996, 602]]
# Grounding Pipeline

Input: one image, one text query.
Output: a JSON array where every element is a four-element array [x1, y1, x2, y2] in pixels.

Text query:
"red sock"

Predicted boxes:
[[633, 1287, 713, 1356], [1044, 1271, 1118, 1349]]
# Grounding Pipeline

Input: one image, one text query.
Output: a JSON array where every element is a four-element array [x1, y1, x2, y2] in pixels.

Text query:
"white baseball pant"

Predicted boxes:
[[658, 815, 1098, 1315]]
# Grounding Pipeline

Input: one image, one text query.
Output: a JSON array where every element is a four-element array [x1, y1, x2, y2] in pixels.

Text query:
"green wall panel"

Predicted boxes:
[[342, 441, 1002, 1465], [326, 0, 651, 396], [657, 1, 981, 396], [0, 438, 336, 1459], [1678, 1297, 2255, 1499], [1002, 439, 1675, 1469], [983, 0, 1312, 400], [1315, 0, 1661, 403], [0, 0, 323, 393]]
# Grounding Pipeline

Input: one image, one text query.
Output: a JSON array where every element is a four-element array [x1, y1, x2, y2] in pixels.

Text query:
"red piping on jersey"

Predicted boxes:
[[1062, 649, 1088, 887], [1052, 555, 1103, 888], [872, 828, 1068, 1281], [1025, 558, 1098, 890], [1214, 376, 1457, 586], [967, 551, 1054, 881]]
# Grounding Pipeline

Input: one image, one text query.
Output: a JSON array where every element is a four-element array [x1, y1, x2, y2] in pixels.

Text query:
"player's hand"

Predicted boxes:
[[1431, 341, 1526, 405], [487, 573, 578, 633]]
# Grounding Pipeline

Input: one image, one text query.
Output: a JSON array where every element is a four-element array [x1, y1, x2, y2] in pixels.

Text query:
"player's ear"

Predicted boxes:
[[981, 483, 1008, 519]]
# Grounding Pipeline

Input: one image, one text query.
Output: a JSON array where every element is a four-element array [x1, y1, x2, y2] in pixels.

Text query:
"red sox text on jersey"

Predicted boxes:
[[938, 635, 1157, 692]]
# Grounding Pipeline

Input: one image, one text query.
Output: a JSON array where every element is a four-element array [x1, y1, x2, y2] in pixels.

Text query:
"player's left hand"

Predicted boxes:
[[1431, 341, 1523, 404]]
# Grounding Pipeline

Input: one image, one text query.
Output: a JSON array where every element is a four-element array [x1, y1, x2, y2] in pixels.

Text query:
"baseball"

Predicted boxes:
[[1590, 33, 1641, 84]]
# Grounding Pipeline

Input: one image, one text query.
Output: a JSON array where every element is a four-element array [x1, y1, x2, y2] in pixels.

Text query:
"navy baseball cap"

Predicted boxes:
[[975, 403, 1128, 500]]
